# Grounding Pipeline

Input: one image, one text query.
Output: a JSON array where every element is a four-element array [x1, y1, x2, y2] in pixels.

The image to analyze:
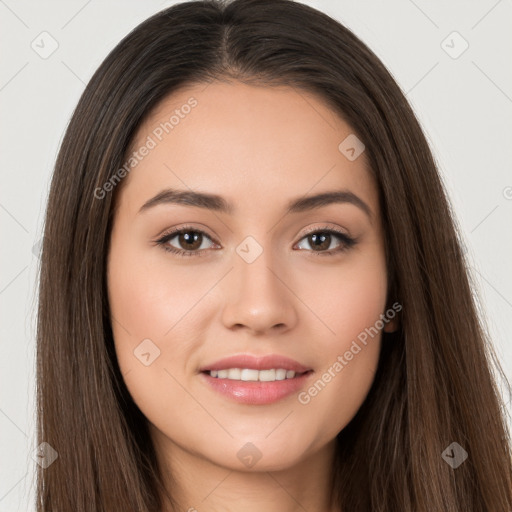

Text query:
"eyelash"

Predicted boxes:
[[155, 224, 357, 258]]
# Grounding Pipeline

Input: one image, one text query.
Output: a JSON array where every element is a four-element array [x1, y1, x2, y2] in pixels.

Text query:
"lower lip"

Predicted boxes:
[[201, 371, 313, 405]]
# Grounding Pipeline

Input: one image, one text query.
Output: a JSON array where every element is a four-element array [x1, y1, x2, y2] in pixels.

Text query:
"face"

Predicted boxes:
[[107, 81, 396, 473]]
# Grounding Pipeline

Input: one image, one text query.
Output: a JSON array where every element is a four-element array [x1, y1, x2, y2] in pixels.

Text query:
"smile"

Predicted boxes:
[[207, 368, 305, 381]]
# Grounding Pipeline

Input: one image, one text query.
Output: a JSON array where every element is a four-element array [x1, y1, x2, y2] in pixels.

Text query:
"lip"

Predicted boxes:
[[201, 372, 312, 405], [199, 353, 313, 405], [199, 354, 311, 373]]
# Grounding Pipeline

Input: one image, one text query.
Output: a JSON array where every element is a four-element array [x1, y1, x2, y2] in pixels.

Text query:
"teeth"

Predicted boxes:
[[240, 368, 259, 381], [227, 368, 241, 380], [207, 368, 298, 381], [258, 369, 275, 382], [275, 369, 287, 380]]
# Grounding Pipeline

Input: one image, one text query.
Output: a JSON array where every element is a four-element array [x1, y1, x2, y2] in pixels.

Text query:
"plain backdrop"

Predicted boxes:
[[1, 1, 511, 510]]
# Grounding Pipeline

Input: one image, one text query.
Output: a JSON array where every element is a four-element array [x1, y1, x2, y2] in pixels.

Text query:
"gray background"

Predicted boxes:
[[1, 0, 511, 509]]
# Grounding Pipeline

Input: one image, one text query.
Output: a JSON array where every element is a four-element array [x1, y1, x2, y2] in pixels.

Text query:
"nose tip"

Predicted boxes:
[[220, 257, 298, 335]]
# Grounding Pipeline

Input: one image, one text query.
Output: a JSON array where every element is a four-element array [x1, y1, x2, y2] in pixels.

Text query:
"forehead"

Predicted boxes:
[[120, 81, 377, 219]]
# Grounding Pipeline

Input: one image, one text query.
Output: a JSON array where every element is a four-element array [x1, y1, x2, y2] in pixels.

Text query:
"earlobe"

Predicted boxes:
[[383, 317, 399, 333], [382, 301, 401, 333]]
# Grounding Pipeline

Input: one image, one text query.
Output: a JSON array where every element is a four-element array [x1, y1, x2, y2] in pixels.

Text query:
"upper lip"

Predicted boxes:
[[200, 354, 312, 373]]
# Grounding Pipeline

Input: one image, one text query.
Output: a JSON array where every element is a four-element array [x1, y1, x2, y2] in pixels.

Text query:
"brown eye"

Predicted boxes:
[[156, 228, 217, 256], [295, 229, 357, 256], [307, 232, 332, 251], [175, 231, 204, 251]]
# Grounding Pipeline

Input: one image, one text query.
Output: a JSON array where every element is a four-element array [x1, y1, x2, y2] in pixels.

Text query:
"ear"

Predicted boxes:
[[383, 316, 399, 333], [382, 299, 401, 333]]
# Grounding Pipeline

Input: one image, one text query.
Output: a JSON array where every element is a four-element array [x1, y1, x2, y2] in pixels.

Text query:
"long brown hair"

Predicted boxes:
[[36, 0, 512, 510]]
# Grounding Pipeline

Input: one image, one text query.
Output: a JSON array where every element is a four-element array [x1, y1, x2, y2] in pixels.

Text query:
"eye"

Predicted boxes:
[[294, 227, 357, 256], [155, 226, 218, 257], [155, 225, 357, 258]]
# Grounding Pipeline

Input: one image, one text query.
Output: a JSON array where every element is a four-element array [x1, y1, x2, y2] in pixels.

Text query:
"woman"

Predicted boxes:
[[36, 0, 512, 510]]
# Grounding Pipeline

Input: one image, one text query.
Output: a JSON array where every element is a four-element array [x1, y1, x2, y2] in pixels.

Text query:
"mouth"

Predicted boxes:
[[199, 354, 314, 405], [203, 368, 311, 381], [200, 369, 313, 405]]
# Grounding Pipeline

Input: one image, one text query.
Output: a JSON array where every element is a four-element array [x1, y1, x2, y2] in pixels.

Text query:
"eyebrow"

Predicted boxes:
[[138, 187, 373, 220]]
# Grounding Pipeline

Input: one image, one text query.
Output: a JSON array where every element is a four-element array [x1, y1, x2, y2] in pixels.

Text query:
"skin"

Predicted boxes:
[[107, 81, 398, 512]]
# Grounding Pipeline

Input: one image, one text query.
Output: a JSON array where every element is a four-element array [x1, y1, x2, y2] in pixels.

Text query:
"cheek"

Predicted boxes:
[[106, 238, 213, 425], [291, 252, 387, 436], [107, 233, 212, 343], [298, 249, 388, 349], [106, 231, 205, 382]]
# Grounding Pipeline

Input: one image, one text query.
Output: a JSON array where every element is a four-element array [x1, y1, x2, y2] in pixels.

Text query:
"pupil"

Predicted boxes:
[[181, 232, 201, 249], [311, 233, 329, 250]]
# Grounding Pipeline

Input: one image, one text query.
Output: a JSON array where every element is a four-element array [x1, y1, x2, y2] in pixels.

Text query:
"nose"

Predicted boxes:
[[220, 246, 298, 335]]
